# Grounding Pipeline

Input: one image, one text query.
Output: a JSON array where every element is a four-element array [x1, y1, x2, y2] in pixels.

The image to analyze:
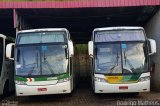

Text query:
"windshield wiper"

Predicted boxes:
[[110, 49, 120, 72], [116, 49, 119, 65], [123, 50, 136, 73], [43, 52, 55, 75], [28, 64, 36, 77], [28, 53, 39, 76]]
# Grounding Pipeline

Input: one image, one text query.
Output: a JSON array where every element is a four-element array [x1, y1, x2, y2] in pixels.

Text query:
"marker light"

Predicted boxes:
[[57, 78, 70, 83], [15, 81, 27, 85], [94, 77, 107, 82], [139, 76, 150, 82]]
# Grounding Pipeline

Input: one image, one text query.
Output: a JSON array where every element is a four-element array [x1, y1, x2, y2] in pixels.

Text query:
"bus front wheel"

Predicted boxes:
[[3, 81, 9, 98]]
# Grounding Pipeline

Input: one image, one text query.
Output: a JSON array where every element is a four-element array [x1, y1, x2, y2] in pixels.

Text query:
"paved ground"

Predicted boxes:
[[1, 79, 160, 106]]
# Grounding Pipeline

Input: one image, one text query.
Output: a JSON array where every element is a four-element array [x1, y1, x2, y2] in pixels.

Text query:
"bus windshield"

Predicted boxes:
[[16, 44, 68, 76], [95, 43, 148, 74]]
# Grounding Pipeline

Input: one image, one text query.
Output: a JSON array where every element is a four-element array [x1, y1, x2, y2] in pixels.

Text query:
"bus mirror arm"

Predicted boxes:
[[6, 43, 15, 60], [148, 53, 154, 56], [7, 57, 14, 61]]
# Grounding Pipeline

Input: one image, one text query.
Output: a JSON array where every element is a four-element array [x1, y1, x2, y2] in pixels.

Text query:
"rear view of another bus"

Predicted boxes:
[[88, 27, 156, 94], [0, 34, 14, 97]]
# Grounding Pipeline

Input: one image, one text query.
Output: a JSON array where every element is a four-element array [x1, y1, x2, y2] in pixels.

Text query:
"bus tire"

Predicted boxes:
[[92, 83, 97, 95], [3, 81, 9, 98]]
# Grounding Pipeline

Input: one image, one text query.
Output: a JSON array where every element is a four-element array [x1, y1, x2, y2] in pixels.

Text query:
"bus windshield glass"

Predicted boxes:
[[16, 44, 68, 76], [17, 31, 67, 44], [95, 43, 148, 74]]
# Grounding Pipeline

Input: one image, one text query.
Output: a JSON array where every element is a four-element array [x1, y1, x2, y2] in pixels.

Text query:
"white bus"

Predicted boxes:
[[88, 27, 156, 94], [0, 34, 14, 97], [6, 28, 79, 96]]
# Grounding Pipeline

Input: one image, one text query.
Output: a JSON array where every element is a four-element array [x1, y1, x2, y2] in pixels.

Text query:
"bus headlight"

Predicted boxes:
[[15, 81, 27, 85], [94, 77, 107, 82], [57, 78, 70, 83], [139, 76, 150, 82]]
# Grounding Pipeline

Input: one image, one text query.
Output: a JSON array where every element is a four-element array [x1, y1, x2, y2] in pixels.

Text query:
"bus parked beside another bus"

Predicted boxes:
[[88, 27, 156, 94], [6, 28, 79, 96]]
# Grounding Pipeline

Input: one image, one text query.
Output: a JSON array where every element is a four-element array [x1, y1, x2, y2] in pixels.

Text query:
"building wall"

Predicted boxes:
[[145, 10, 160, 91]]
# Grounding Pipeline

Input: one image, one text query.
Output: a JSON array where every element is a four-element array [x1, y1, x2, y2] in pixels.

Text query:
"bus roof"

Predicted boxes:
[[93, 27, 144, 32], [17, 28, 69, 34]]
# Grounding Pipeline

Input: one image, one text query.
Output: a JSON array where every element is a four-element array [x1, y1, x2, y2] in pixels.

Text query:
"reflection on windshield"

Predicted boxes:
[[41, 45, 68, 75], [122, 43, 147, 74], [95, 43, 148, 74], [95, 44, 122, 74], [16, 45, 68, 76]]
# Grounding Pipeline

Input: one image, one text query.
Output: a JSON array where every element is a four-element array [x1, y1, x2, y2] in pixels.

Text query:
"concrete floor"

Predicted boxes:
[[1, 79, 160, 106]]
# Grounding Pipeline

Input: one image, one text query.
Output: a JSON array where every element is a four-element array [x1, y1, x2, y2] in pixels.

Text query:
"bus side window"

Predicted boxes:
[[0, 38, 4, 76]]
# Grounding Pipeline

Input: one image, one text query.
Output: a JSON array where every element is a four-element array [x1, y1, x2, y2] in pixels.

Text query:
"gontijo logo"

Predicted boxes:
[[105, 75, 140, 84]]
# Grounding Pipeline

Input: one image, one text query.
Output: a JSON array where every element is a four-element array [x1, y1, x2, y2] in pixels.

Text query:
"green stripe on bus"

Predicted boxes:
[[106, 74, 141, 84], [15, 73, 69, 82], [121, 75, 132, 82], [121, 74, 140, 82], [129, 74, 140, 81], [15, 76, 28, 82]]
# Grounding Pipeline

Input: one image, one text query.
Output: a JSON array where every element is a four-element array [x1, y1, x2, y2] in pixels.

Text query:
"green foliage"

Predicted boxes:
[[75, 44, 88, 54]]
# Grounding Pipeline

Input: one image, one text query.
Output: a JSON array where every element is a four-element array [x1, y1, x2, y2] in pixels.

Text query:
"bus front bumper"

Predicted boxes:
[[15, 81, 72, 96], [94, 80, 150, 93]]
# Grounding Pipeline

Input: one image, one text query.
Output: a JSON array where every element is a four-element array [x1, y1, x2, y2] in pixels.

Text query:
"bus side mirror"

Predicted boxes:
[[68, 40, 74, 56], [88, 41, 93, 57], [6, 43, 15, 60], [148, 39, 156, 55]]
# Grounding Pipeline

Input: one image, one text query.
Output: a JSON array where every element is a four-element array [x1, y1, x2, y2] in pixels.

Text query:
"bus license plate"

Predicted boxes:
[[38, 88, 47, 92], [119, 86, 128, 90]]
